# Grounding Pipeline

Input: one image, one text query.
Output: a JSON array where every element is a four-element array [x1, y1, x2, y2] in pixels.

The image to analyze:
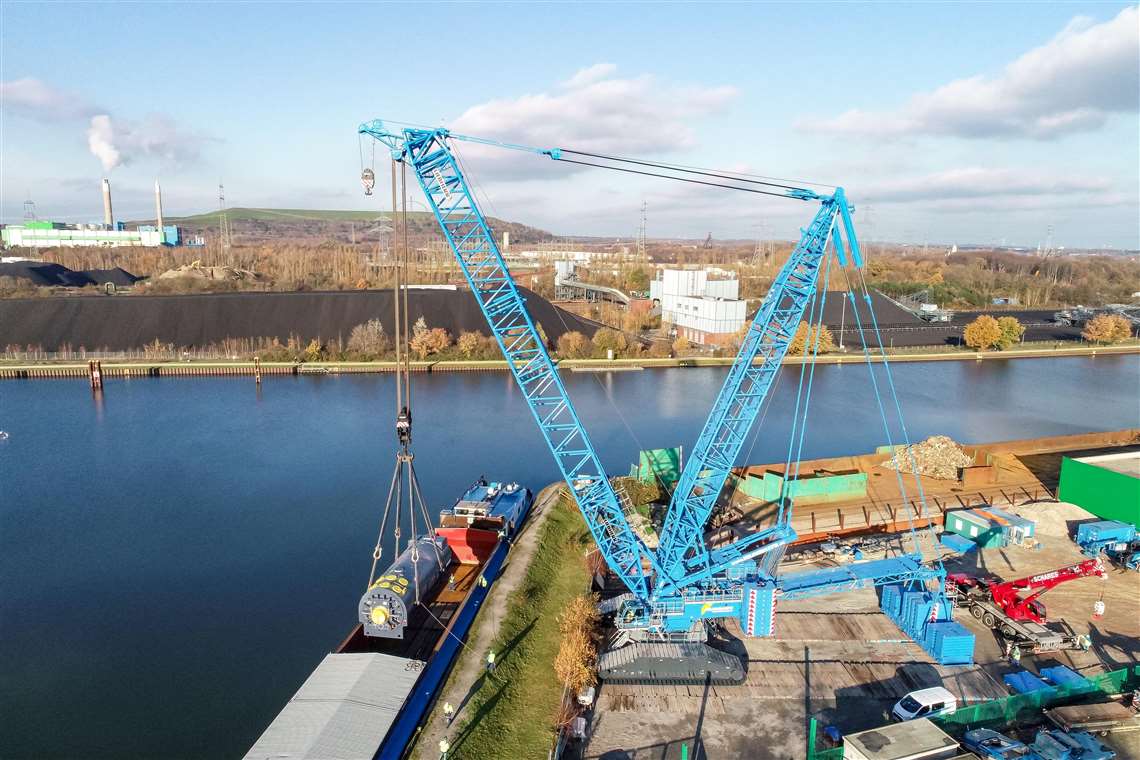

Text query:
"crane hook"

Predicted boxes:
[[361, 168, 376, 196]]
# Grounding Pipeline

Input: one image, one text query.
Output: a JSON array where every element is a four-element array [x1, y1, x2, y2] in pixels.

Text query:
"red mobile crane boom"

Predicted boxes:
[[949, 558, 1105, 625], [947, 558, 1105, 655]]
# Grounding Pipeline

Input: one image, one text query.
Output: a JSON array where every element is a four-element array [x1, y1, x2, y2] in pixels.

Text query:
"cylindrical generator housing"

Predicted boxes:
[[359, 535, 453, 639]]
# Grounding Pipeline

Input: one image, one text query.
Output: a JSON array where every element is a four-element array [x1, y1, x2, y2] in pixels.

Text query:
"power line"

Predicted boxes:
[[218, 183, 232, 250], [554, 157, 809, 200]]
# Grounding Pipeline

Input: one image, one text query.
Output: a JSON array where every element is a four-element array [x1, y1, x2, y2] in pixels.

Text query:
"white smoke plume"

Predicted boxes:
[[84, 113, 208, 172], [87, 115, 122, 171]]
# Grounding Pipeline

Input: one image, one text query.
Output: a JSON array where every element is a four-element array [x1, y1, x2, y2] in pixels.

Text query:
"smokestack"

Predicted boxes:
[[101, 178, 113, 228], [154, 179, 164, 234]]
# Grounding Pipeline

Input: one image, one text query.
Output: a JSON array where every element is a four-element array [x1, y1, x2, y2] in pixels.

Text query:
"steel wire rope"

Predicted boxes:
[[554, 158, 815, 200], [383, 117, 838, 189], [785, 236, 836, 534], [836, 265, 925, 560], [392, 160, 404, 419], [409, 459, 447, 573], [401, 160, 413, 424], [853, 266, 945, 575], [556, 148, 834, 193], [776, 225, 835, 535], [367, 458, 404, 589]]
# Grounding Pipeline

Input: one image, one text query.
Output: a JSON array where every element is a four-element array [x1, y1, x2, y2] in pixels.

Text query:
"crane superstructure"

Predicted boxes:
[[359, 119, 944, 681]]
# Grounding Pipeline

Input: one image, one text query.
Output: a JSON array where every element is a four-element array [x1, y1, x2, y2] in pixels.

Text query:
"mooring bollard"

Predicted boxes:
[[88, 360, 103, 390]]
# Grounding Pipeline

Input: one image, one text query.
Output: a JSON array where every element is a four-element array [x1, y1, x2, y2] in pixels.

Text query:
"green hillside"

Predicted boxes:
[[143, 207, 552, 244], [166, 208, 429, 224]]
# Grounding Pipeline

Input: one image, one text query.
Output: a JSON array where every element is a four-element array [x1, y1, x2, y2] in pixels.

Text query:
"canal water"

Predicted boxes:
[[1, 355, 1137, 758]]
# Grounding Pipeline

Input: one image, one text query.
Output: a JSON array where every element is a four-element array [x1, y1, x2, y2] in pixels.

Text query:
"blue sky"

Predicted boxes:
[[2, 1, 1137, 249]]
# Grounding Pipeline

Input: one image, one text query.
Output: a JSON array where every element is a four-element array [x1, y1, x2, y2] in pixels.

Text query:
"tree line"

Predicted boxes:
[[961, 313, 1135, 351]]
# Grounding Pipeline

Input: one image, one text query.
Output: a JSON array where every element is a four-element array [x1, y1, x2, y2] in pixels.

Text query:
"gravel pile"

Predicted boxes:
[[881, 435, 974, 480], [1005, 500, 1094, 539]]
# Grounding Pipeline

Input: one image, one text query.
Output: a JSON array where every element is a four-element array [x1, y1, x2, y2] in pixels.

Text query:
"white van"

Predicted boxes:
[[891, 687, 958, 721]]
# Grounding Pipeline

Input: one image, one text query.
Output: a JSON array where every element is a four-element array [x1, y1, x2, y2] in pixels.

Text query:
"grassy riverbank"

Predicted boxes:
[[442, 494, 591, 760], [2, 341, 1137, 378]]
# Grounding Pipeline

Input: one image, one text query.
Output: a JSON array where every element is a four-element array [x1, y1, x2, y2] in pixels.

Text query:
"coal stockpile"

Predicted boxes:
[[0, 287, 600, 351], [0, 261, 141, 288], [817, 293, 1084, 346], [817, 289, 924, 328]]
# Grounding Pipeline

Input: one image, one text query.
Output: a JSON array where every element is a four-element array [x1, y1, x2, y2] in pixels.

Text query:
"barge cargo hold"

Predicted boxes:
[[245, 480, 533, 760]]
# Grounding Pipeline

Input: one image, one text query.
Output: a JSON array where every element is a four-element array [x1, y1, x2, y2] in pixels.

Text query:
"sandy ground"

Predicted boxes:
[[580, 499, 1139, 760], [411, 483, 563, 759]]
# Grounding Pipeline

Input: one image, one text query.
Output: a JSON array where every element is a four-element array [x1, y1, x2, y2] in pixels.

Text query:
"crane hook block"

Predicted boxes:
[[396, 407, 412, 446], [361, 168, 376, 196]]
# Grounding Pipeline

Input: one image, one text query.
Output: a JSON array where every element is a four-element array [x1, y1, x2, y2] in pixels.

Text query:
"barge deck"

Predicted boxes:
[[245, 482, 533, 760]]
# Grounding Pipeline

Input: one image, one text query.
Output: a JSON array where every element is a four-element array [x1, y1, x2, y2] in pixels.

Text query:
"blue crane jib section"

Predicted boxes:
[[777, 554, 940, 600], [358, 121, 659, 601], [654, 193, 861, 596]]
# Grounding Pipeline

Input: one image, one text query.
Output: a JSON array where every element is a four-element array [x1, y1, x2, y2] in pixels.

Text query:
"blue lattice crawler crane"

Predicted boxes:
[[358, 119, 957, 683]]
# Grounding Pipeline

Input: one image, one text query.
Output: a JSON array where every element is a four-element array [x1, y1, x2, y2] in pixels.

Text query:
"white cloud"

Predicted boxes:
[[804, 5, 1139, 140], [859, 167, 1112, 203], [85, 113, 211, 172], [0, 77, 100, 121], [562, 63, 617, 89], [448, 64, 738, 177]]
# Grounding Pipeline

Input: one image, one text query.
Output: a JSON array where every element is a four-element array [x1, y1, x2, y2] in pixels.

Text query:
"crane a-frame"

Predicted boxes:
[[359, 120, 945, 682]]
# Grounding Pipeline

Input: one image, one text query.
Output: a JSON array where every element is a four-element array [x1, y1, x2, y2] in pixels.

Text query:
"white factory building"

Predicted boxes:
[[2, 179, 197, 249], [650, 268, 747, 345]]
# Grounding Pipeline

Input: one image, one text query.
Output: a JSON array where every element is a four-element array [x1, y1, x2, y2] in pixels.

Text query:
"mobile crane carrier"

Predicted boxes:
[[358, 119, 952, 683], [947, 558, 1106, 653]]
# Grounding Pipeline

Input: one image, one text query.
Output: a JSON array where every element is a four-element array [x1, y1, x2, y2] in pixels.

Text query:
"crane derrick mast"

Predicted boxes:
[[359, 122, 660, 603], [653, 195, 859, 595], [359, 119, 949, 682]]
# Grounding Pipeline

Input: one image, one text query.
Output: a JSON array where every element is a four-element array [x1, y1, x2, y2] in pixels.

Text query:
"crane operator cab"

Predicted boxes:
[[891, 687, 957, 721]]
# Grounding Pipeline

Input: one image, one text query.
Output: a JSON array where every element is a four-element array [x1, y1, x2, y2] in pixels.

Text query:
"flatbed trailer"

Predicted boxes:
[[1046, 702, 1140, 735], [950, 594, 1090, 654]]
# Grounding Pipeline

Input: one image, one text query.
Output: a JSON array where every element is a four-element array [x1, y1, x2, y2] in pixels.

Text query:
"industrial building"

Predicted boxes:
[[1, 220, 178, 248], [650, 268, 747, 345], [1, 179, 197, 249]]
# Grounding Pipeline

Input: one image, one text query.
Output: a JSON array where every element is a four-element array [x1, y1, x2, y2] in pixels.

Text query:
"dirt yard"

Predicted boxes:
[[579, 498, 1139, 760]]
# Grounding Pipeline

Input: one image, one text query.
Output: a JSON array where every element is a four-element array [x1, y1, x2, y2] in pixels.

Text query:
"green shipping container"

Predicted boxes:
[[1058, 454, 1140, 528], [945, 510, 1007, 548], [737, 469, 867, 505]]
